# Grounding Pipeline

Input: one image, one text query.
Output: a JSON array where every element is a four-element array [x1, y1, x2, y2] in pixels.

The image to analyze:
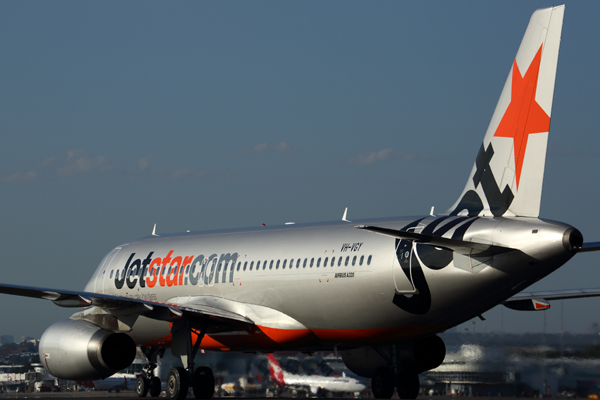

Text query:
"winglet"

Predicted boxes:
[[342, 207, 351, 222]]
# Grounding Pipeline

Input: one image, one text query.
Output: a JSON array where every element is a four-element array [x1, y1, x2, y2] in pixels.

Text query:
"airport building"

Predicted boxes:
[[424, 332, 600, 397]]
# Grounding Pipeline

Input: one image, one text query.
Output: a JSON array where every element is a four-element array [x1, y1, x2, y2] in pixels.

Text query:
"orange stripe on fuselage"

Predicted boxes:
[[140, 324, 450, 350]]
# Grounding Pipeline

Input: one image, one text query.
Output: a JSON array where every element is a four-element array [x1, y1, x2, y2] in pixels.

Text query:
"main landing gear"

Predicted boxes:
[[371, 367, 420, 399], [136, 321, 215, 400], [370, 344, 421, 399], [167, 320, 215, 400]]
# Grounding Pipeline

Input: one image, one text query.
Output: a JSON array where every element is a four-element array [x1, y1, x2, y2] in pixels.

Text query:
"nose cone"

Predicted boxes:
[[563, 228, 583, 253]]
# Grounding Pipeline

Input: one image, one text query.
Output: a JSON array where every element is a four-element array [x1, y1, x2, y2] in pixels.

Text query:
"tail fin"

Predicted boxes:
[[446, 6, 564, 218], [267, 354, 285, 385]]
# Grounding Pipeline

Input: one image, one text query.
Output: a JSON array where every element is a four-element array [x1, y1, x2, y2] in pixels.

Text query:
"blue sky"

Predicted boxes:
[[1, 1, 599, 339]]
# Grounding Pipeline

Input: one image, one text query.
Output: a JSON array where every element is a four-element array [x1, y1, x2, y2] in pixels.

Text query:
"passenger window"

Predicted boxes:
[[276, 260, 280, 269], [352, 256, 357, 266], [243, 262, 247, 271], [109, 270, 113, 279], [310, 258, 314, 268], [263, 261, 267, 270], [185, 265, 190, 274], [289, 259, 293, 269], [250, 261, 254, 271], [256, 261, 260, 270], [283, 260, 287, 269], [338, 257, 342, 267], [367, 255, 372, 265], [237, 262, 241, 271], [360, 255, 364, 265], [324, 257, 328, 267], [317, 258, 321, 268], [224, 263, 228, 273], [303, 259, 307, 268], [269, 260, 274, 270], [297, 259, 301, 268], [217, 263, 222, 273], [345, 256, 349, 266]]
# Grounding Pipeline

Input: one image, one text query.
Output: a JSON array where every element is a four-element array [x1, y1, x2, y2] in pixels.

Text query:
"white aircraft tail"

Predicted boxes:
[[446, 5, 564, 218], [267, 354, 286, 385]]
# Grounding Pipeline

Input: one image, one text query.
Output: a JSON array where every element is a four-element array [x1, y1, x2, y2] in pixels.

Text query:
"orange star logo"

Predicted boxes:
[[493, 45, 550, 189]]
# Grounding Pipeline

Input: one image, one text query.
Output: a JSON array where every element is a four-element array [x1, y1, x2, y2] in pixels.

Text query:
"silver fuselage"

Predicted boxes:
[[83, 215, 576, 351]]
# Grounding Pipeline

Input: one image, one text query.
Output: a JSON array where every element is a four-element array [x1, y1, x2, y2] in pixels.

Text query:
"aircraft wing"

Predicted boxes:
[[0, 282, 253, 326], [355, 225, 512, 256], [503, 288, 600, 311]]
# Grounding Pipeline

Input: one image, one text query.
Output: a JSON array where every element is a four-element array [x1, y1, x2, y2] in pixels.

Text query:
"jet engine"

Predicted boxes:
[[340, 335, 446, 378], [39, 319, 136, 380]]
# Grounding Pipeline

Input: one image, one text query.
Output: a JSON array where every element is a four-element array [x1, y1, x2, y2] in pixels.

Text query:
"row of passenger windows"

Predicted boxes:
[[235, 254, 372, 272], [110, 254, 373, 280]]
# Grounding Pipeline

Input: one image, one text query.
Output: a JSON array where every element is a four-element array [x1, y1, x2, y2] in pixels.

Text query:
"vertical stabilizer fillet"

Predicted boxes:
[[446, 6, 564, 218]]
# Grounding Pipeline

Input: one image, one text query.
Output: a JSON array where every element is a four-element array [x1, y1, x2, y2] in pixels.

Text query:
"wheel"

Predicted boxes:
[[371, 367, 394, 398], [167, 367, 189, 400], [192, 366, 215, 399], [396, 372, 420, 399], [149, 376, 161, 398], [136, 376, 150, 397]]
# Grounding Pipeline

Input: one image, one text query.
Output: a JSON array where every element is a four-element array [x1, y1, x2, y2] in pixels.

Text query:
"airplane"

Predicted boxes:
[[0, 4, 598, 400], [77, 372, 137, 393], [266, 354, 366, 396]]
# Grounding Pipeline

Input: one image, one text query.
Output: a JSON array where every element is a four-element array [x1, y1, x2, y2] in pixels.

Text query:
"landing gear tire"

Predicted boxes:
[[192, 366, 215, 399], [149, 376, 162, 398], [372, 367, 394, 399], [167, 367, 189, 400], [396, 372, 420, 399], [136, 377, 150, 397]]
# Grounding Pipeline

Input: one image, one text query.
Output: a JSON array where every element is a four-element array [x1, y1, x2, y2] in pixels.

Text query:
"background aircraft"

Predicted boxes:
[[0, 4, 599, 400], [267, 354, 366, 396]]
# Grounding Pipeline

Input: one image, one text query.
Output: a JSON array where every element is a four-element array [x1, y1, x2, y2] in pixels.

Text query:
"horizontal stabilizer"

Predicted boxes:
[[503, 298, 550, 311], [579, 242, 600, 253], [355, 225, 512, 257], [504, 288, 600, 310]]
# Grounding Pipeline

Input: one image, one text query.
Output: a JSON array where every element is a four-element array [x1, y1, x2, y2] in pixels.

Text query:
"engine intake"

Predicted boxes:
[[39, 319, 136, 380]]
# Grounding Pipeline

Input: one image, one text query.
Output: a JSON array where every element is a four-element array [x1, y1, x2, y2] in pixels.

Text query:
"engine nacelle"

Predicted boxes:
[[39, 319, 136, 380], [341, 335, 446, 378]]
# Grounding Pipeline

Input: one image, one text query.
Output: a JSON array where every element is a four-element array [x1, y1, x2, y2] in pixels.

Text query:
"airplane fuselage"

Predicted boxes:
[[83, 214, 577, 351]]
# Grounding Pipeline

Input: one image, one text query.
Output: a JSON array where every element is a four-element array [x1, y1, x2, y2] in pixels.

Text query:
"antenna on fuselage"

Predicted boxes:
[[342, 207, 351, 222], [152, 224, 159, 237], [430, 206, 435, 217]]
